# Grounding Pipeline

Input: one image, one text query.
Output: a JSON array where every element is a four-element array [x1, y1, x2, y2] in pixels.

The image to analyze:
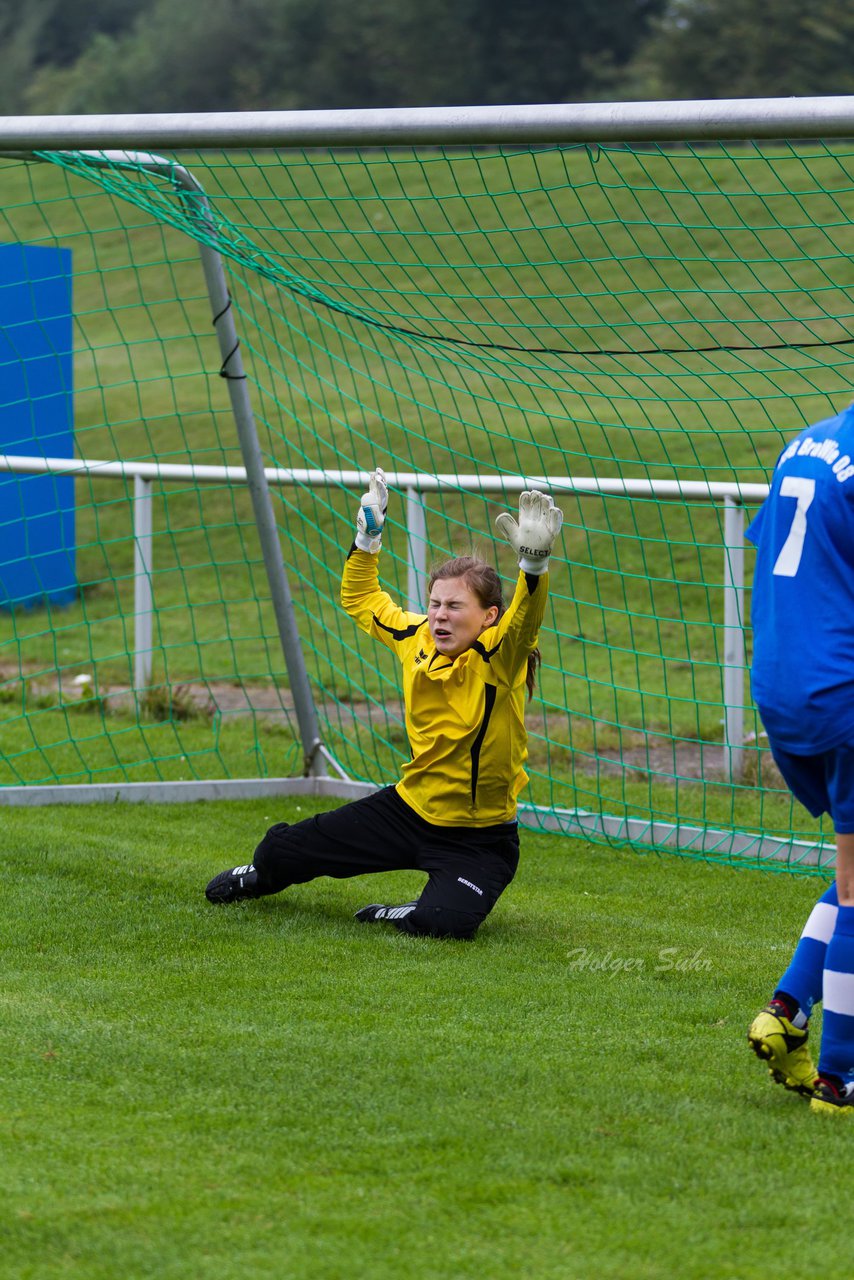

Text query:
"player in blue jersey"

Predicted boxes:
[[746, 402, 854, 1115]]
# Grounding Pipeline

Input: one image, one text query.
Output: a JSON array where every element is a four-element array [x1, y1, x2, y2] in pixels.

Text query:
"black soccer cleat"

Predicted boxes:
[[205, 863, 264, 904], [810, 1075, 854, 1116], [354, 901, 419, 924]]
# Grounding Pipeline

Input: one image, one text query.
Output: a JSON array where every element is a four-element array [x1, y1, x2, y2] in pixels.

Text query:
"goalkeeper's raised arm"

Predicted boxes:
[[340, 467, 425, 645], [205, 471, 565, 944], [353, 466, 388, 553]]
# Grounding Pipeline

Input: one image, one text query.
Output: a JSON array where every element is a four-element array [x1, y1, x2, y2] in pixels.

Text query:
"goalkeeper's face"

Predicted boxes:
[[427, 577, 499, 658]]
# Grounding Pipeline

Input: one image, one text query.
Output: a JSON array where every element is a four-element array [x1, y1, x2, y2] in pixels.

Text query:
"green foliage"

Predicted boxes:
[[0, 0, 52, 113], [5, 0, 854, 113], [0, 0, 139, 112], [467, 0, 664, 105], [627, 0, 854, 99], [7, 0, 666, 115], [0, 799, 848, 1279]]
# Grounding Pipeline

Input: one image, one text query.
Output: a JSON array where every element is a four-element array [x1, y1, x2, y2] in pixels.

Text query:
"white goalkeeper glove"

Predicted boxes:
[[355, 466, 388, 553], [495, 489, 563, 576]]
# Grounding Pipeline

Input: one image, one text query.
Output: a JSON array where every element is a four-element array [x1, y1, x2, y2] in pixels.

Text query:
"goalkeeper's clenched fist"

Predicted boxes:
[[495, 489, 564, 575], [354, 467, 388, 553]]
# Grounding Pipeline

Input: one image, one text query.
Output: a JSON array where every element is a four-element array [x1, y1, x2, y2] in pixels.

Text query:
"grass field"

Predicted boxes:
[[2, 796, 848, 1280], [3, 135, 854, 1280]]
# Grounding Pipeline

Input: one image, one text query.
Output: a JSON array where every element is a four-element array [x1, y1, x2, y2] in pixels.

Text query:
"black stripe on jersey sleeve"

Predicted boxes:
[[373, 615, 427, 642], [470, 683, 497, 805], [470, 635, 504, 663]]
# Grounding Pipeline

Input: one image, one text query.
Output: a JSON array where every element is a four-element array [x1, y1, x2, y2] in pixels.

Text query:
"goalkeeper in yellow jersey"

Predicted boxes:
[[204, 469, 563, 939]]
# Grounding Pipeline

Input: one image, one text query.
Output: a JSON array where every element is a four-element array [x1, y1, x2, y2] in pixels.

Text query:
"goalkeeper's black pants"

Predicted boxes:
[[252, 785, 519, 940]]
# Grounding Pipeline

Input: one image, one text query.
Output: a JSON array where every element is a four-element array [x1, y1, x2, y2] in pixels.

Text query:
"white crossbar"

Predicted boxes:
[[0, 453, 771, 501]]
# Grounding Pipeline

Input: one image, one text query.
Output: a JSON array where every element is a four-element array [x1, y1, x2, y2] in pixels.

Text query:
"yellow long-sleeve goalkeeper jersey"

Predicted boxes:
[[340, 548, 548, 827]]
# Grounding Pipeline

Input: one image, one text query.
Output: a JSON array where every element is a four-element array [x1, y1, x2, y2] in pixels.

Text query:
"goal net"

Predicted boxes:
[[0, 130, 848, 870]]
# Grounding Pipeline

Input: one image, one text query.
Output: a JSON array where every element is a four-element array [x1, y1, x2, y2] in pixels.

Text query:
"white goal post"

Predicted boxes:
[[0, 97, 848, 870]]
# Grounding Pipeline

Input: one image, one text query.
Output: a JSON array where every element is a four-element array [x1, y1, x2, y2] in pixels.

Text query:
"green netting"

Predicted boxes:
[[1, 138, 849, 870]]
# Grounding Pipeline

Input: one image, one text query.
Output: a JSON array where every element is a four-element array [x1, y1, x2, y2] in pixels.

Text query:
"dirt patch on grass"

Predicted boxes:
[[2, 662, 783, 786]]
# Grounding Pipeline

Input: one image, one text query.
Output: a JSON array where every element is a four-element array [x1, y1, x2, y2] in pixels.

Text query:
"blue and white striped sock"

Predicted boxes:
[[818, 903, 854, 1085], [775, 881, 839, 1019]]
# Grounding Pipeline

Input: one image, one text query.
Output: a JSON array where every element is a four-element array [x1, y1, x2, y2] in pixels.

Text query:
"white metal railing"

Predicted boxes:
[[0, 453, 767, 780], [3, 96, 854, 151]]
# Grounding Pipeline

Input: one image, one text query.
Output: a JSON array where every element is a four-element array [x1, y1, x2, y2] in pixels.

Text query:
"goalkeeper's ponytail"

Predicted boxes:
[[525, 647, 541, 701], [428, 555, 540, 699]]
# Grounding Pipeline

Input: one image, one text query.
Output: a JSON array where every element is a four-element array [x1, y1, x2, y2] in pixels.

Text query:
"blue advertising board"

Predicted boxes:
[[0, 241, 76, 609]]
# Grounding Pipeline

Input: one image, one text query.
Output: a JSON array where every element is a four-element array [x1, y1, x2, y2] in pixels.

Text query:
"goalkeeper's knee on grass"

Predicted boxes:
[[399, 904, 482, 940], [358, 900, 482, 939]]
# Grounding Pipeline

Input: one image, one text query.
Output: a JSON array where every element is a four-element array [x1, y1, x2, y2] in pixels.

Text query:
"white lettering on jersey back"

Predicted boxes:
[[779, 436, 854, 483]]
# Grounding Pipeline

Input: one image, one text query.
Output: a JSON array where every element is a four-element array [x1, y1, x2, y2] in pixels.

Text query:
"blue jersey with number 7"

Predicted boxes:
[[747, 404, 854, 753]]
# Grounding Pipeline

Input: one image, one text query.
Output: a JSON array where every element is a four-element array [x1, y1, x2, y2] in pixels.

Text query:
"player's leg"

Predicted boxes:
[[748, 743, 828, 1094], [356, 823, 520, 939], [748, 881, 836, 1094], [774, 880, 839, 1020], [204, 786, 417, 903], [812, 824, 854, 1114]]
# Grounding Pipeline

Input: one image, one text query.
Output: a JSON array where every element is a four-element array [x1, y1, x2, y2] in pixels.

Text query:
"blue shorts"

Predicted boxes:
[[768, 738, 854, 833]]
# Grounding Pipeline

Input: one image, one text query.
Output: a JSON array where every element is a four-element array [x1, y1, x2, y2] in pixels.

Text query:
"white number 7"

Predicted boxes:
[[772, 475, 815, 577]]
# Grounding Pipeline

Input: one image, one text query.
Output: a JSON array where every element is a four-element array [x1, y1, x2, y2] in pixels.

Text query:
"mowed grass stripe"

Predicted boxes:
[[1, 798, 848, 1280]]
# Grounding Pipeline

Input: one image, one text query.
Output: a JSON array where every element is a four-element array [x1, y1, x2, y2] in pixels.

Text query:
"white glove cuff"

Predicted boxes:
[[519, 554, 549, 576], [355, 530, 382, 554]]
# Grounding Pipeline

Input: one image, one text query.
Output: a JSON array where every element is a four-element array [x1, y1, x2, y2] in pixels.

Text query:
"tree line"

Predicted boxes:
[[1, 0, 854, 116]]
